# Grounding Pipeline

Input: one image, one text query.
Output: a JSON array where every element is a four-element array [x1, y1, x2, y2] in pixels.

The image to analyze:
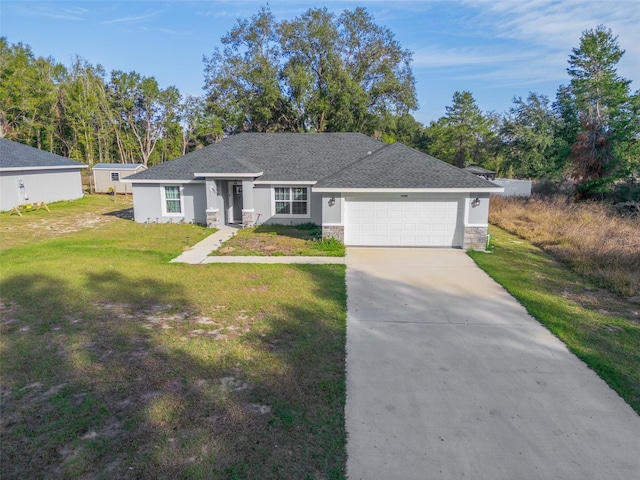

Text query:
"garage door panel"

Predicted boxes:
[[345, 196, 463, 247]]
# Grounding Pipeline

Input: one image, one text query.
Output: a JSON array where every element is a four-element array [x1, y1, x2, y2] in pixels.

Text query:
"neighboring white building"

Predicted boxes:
[[0, 138, 87, 211], [92, 163, 147, 194]]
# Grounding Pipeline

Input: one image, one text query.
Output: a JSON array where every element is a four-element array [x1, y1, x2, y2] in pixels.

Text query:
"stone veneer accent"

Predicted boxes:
[[242, 209, 255, 228], [322, 225, 344, 242], [463, 226, 488, 250], [206, 209, 219, 229]]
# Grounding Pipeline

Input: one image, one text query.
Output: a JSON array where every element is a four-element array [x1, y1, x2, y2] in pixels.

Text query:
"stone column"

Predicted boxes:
[[241, 179, 255, 228], [322, 225, 344, 242], [205, 178, 220, 228], [206, 208, 220, 229], [463, 226, 488, 250]]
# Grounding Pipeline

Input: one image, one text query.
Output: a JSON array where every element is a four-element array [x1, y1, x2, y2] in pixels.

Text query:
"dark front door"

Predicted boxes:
[[233, 185, 243, 222]]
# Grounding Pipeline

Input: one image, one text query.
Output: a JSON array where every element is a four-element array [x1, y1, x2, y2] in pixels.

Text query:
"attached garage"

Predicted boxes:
[[344, 195, 464, 247]]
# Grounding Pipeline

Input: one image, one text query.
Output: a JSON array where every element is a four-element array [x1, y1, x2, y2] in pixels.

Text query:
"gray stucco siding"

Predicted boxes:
[[132, 182, 206, 224], [466, 192, 490, 225], [253, 185, 322, 226], [0, 169, 84, 211], [321, 194, 343, 225]]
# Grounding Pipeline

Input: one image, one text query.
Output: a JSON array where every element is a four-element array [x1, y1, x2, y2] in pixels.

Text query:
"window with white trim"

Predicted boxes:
[[163, 185, 182, 215], [111, 172, 120, 181], [274, 186, 309, 216]]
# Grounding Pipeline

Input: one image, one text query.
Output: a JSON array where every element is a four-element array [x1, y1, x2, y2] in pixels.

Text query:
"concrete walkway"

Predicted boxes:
[[345, 248, 640, 480], [170, 224, 239, 264], [170, 225, 345, 264]]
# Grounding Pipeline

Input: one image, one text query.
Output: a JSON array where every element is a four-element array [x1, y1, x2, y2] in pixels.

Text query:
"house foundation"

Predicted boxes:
[[463, 226, 488, 250], [322, 225, 344, 242]]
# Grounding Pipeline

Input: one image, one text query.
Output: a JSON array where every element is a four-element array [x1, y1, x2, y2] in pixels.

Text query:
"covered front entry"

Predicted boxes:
[[231, 184, 244, 223], [344, 195, 464, 247]]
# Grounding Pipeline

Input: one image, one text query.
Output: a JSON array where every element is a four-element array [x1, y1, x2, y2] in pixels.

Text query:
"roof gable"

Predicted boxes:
[[0, 138, 87, 170]]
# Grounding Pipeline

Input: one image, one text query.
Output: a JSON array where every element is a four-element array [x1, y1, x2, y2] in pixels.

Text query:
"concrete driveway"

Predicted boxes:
[[345, 248, 640, 480]]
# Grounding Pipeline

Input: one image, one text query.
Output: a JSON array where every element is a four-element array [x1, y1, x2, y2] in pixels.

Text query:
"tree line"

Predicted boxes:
[[0, 7, 638, 199], [0, 38, 222, 167]]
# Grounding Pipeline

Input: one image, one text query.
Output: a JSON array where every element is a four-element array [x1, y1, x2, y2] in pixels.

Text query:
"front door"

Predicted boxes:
[[232, 185, 243, 223]]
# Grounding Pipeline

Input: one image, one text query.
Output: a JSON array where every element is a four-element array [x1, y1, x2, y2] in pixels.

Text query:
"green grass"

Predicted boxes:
[[0, 200, 347, 479], [212, 224, 345, 257], [469, 227, 640, 414]]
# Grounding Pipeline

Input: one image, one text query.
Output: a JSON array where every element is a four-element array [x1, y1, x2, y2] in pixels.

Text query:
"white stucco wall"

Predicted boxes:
[[492, 178, 532, 197], [131, 182, 206, 224], [0, 169, 84, 211]]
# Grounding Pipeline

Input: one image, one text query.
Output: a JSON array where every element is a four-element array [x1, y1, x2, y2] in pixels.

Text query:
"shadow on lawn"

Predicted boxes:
[[0, 266, 346, 479]]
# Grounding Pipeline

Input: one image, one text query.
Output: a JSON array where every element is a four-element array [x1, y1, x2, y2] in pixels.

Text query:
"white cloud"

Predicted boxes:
[[101, 11, 161, 25], [463, 0, 640, 84]]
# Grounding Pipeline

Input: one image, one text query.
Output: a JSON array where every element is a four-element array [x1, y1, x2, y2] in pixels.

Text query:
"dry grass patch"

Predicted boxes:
[[213, 223, 345, 257], [489, 195, 640, 298]]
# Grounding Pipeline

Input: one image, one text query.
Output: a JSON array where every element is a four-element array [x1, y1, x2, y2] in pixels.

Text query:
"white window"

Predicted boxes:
[[162, 185, 183, 215], [273, 186, 309, 217], [111, 172, 120, 181]]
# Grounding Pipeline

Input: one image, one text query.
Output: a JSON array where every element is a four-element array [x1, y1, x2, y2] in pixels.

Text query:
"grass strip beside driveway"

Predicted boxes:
[[0, 203, 347, 479], [468, 227, 640, 415]]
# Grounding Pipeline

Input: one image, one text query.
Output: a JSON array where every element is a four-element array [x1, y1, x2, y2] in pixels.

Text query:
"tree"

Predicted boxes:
[[425, 91, 492, 168], [203, 6, 417, 134], [559, 25, 640, 197], [57, 57, 113, 165], [0, 38, 64, 151], [108, 71, 181, 165], [499, 93, 566, 178], [180, 95, 223, 154]]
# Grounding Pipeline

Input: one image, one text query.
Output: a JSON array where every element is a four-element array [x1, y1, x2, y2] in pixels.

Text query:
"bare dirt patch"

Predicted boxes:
[[1, 196, 133, 250]]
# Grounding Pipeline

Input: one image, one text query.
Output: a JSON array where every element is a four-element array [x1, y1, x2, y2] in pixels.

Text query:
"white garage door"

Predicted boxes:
[[345, 196, 463, 247]]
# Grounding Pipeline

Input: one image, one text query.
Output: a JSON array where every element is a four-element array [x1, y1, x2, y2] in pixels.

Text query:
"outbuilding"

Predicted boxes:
[[0, 138, 87, 212], [92, 163, 146, 194]]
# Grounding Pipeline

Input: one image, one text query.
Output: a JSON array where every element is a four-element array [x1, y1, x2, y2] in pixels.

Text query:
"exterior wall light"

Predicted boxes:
[[471, 197, 481, 208], [328, 197, 336, 207]]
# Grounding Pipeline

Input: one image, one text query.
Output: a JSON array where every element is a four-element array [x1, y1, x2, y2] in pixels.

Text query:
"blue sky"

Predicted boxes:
[[2, 0, 639, 124]]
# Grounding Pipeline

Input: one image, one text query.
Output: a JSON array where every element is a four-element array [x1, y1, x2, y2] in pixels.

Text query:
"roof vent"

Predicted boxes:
[[367, 151, 372, 155]]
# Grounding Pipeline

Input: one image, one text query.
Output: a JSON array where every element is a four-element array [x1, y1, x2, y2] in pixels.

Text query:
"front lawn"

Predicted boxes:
[[0, 200, 347, 479], [469, 227, 640, 414], [212, 223, 345, 257]]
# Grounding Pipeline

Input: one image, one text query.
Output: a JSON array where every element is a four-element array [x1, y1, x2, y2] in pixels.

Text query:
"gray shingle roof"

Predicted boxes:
[[0, 138, 87, 169], [127, 133, 383, 182], [125, 133, 500, 190], [315, 142, 501, 189]]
